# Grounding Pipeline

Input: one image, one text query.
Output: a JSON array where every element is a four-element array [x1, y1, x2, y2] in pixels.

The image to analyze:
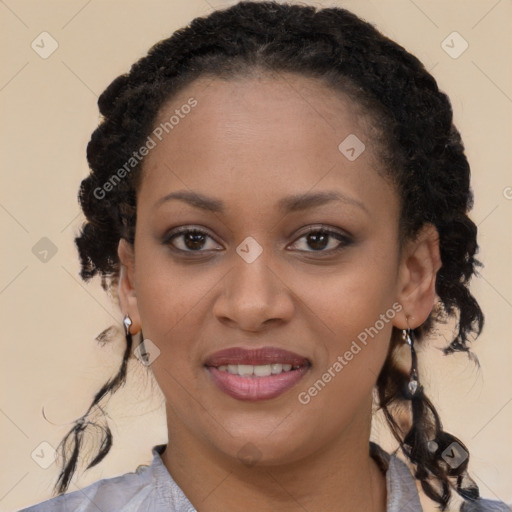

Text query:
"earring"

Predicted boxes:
[[123, 314, 148, 365], [123, 314, 133, 340], [402, 328, 420, 397]]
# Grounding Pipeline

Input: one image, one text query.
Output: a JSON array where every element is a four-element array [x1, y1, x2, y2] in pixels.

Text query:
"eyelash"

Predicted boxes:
[[163, 225, 353, 256]]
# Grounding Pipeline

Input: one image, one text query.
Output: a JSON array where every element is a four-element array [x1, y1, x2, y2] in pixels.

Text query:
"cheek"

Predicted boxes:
[[135, 274, 212, 358], [293, 278, 394, 444], [132, 246, 232, 379], [302, 277, 394, 382], [295, 251, 399, 337], [291, 250, 398, 398], [134, 238, 213, 322]]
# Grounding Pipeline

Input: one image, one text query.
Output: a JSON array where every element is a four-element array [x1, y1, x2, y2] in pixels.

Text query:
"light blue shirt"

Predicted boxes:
[[19, 443, 509, 511]]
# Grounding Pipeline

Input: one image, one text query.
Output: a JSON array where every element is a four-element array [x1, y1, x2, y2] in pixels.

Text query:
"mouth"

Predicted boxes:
[[204, 347, 311, 401]]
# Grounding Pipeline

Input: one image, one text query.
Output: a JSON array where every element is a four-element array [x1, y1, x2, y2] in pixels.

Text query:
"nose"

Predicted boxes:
[[212, 254, 295, 333]]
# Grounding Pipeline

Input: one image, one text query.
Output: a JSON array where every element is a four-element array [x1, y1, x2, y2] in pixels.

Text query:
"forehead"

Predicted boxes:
[[138, 73, 395, 222], [143, 73, 381, 167], [153, 72, 370, 152]]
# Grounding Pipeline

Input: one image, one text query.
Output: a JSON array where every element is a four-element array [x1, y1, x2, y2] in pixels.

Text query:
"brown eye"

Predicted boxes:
[[164, 228, 222, 252], [290, 227, 352, 254]]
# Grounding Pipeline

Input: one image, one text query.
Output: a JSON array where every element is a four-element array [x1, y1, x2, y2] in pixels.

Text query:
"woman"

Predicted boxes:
[[20, 1, 509, 511]]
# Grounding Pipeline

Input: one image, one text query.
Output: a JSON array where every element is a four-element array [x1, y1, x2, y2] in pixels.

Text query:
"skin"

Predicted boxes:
[[118, 72, 441, 512]]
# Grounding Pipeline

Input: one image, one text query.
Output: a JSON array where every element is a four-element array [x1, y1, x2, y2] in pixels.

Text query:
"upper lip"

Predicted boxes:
[[204, 347, 311, 367]]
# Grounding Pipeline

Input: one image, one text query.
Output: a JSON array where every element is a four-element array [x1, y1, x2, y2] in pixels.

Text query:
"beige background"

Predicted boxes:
[[1, 0, 511, 510]]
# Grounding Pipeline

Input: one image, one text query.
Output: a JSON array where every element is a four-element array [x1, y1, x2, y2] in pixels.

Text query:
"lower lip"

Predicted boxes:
[[206, 366, 310, 401]]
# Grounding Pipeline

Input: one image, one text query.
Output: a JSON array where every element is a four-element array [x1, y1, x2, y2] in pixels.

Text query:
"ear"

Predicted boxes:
[[118, 238, 141, 334], [392, 223, 442, 330]]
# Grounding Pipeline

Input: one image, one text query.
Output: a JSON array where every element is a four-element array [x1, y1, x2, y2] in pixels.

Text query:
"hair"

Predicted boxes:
[[53, 2, 485, 509]]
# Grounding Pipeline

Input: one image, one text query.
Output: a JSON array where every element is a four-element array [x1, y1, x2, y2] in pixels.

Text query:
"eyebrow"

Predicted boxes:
[[154, 190, 368, 214]]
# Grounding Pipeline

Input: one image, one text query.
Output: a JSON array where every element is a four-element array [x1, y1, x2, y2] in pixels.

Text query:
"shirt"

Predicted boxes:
[[19, 443, 509, 512]]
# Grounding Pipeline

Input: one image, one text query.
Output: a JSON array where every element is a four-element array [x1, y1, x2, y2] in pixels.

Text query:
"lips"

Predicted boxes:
[[204, 347, 311, 401], [204, 347, 310, 367]]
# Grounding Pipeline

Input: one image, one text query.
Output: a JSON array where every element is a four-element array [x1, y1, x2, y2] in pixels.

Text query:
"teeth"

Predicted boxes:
[[216, 363, 299, 377], [254, 364, 272, 377], [238, 364, 253, 377], [271, 363, 283, 374]]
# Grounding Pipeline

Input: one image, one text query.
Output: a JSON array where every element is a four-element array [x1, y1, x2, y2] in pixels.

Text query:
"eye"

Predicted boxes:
[[163, 227, 222, 253], [289, 226, 352, 254], [163, 225, 352, 255]]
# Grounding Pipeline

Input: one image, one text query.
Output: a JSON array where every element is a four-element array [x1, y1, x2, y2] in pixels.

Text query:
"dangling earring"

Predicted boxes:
[[123, 314, 133, 346], [402, 328, 420, 397], [123, 314, 149, 365]]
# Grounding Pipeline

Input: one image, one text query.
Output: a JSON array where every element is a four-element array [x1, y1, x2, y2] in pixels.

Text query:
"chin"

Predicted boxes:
[[204, 421, 314, 467]]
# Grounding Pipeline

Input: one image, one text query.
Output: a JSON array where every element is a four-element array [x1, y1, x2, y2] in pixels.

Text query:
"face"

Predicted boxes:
[[119, 73, 436, 467]]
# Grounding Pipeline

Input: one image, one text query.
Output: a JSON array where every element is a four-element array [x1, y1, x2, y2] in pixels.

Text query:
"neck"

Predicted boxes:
[[160, 405, 387, 512]]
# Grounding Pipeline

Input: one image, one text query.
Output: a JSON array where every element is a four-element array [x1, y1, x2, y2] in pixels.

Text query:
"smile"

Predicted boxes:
[[204, 347, 311, 401], [216, 363, 300, 376]]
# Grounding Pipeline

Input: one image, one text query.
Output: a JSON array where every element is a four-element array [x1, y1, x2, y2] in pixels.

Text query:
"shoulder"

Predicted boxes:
[[461, 499, 511, 511], [371, 442, 509, 512], [18, 445, 188, 512]]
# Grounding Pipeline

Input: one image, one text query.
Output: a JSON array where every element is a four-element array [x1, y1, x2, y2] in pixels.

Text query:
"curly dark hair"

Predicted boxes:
[[54, 1, 486, 509]]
